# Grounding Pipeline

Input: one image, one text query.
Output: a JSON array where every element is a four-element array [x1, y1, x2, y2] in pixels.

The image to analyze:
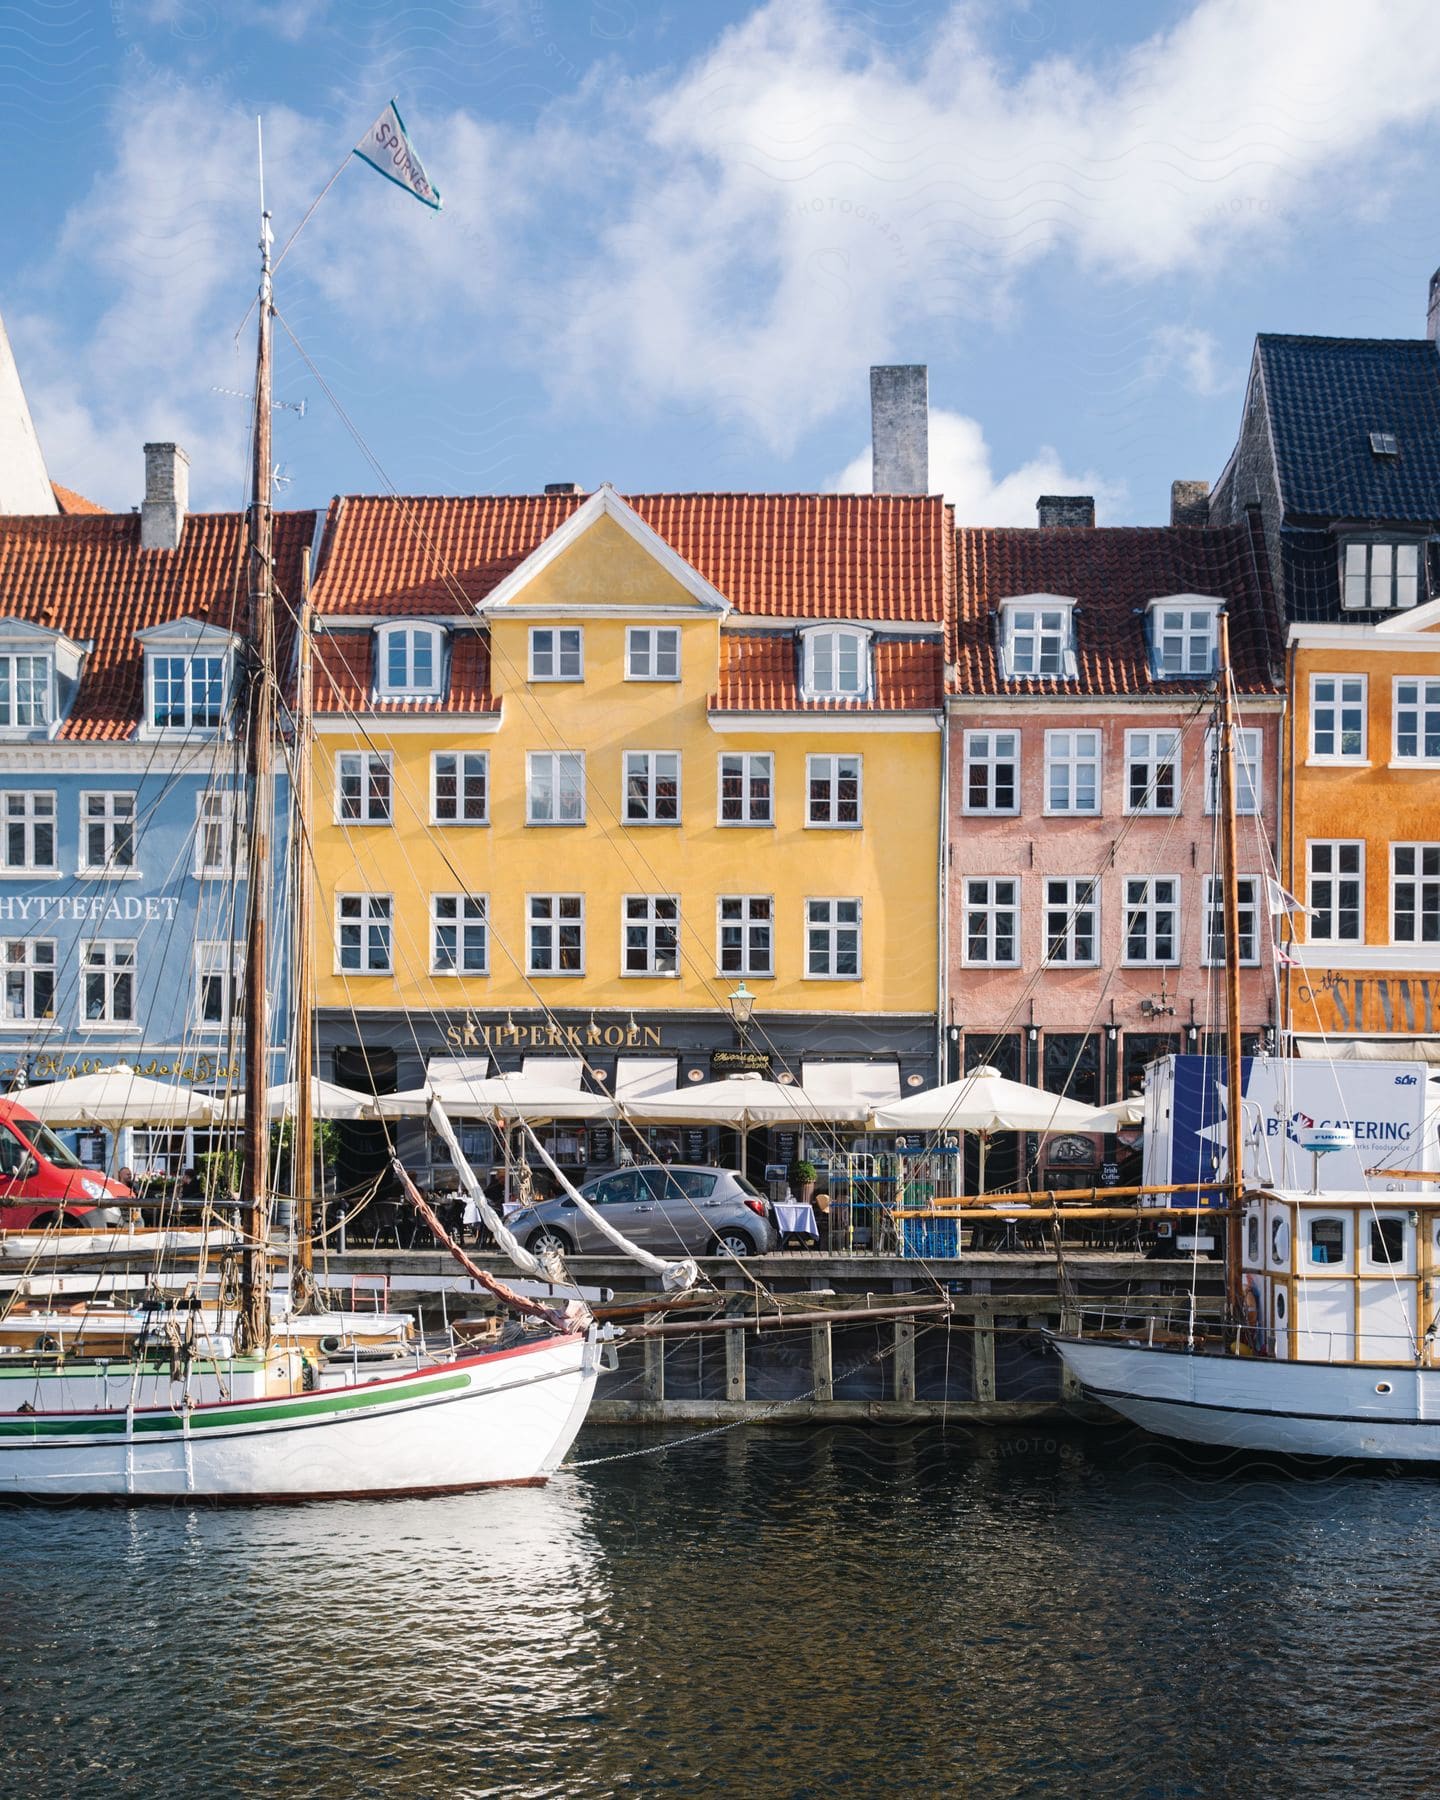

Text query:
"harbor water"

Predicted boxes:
[[0, 1422, 1433, 1798]]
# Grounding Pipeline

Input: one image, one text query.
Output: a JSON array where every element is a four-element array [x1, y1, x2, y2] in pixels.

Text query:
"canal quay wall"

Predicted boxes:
[[327, 1249, 1226, 1427]]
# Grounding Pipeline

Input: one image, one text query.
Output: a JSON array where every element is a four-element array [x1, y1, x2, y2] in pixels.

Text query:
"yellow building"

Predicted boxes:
[[307, 486, 949, 1174], [1285, 602, 1440, 1052]]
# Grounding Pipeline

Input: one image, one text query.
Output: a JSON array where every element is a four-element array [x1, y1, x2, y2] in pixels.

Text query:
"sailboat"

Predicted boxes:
[[1049, 616, 1440, 1460], [0, 192, 608, 1500]]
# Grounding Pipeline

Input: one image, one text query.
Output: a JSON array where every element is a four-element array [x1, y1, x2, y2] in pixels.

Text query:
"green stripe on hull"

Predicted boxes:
[[0, 1371, 471, 1439]]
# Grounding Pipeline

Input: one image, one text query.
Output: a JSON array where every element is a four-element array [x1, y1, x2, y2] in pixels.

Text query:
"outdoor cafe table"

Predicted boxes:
[[772, 1200, 820, 1245]]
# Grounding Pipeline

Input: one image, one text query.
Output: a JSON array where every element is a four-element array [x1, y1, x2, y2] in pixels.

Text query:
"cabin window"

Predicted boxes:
[[1247, 1215, 1260, 1261], [1275, 1289, 1287, 1323], [1368, 1217, 1406, 1265], [1270, 1217, 1289, 1266], [376, 624, 442, 697], [1309, 1217, 1347, 1266]]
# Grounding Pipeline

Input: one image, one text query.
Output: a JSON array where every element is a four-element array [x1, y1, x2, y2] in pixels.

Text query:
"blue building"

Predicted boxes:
[[0, 445, 313, 1167]]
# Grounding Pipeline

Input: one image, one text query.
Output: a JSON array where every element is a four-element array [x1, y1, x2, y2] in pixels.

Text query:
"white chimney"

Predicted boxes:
[[870, 365, 928, 494], [141, 442, 189, 550], [1428, 269, 1440, 343]]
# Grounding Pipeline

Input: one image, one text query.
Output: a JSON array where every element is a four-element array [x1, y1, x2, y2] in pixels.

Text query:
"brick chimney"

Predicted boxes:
[[1036, 495, 1094, 528], [140, 442, 189, 551], [870, 365, 928, 494], [1428, 269, 1440, 342], [544, 481, 584, 495], [1170, 479, 1211, 526]]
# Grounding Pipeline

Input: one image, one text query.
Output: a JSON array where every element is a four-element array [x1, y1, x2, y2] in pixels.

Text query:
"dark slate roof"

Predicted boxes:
[[952, 513, 1281, 697], [1258, 335, 1440, 523]]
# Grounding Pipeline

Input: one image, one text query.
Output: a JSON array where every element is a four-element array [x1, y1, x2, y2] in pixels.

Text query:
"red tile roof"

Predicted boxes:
[[51, 482, 105, 516], [312, 629, 498, 715], [312, 492, 955, 624], [0, 511, 314, 739], [951, 514, 1282, 696], [709, 632, 943, 713]]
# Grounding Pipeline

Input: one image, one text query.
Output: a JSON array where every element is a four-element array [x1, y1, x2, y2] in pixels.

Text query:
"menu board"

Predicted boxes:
[[685, 1129, 709, 1163], [589, 1127, 613, 1166], [774, 1131, 798, 1168]]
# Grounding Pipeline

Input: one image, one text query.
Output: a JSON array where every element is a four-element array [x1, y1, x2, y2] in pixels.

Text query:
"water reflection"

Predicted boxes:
[[0, 1427, 1435, 1797]]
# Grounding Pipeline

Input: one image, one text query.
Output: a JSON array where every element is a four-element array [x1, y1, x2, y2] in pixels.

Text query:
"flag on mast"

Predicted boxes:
[[1265, 877, 1308, 918], [354, 101, 442, 211]]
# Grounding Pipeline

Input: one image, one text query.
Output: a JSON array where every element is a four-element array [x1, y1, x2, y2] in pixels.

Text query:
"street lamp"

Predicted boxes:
[[727, 981, 755, 1047]]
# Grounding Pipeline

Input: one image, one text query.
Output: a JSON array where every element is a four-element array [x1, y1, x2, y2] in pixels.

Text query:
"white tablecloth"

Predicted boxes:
[[773, 1201, 819, 1239]]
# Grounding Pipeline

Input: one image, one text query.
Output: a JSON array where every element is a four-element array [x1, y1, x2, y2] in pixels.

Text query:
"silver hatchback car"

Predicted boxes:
[[511, 1165, 779, 1258]]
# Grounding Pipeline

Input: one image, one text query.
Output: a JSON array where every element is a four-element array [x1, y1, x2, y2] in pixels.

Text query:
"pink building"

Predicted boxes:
[[946, 503, 1283, 1186]]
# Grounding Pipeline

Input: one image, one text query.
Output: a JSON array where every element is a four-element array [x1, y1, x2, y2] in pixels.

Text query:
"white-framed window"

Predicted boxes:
[[1149, 602, 1219, 677], [336, 894, 393, 974], [624, 751, 681, 825], [1125, 730, 1179, 814], [1203, 876, 1260, 966], [81, 939, 136, 1024], [431, 751, 488, 825], [527, 751, 586, 824], [0, 653, 52, 730], [194, 942, 240, 1028], [1001, 601, 1073, 679], [432, 894, 489, 976], [806, 898, 862, 978], [528, 627, 583, 681], [801, 627, 870, 699], [528, 893, 584, 975], [1393, 678, 1440, 763], [1391, 845, 1440, 945], [1043, 878, 1099, 966], [79, 791, 136, 874], [1044, 730, 1100, 814], [1310, 675, 1367, 761], [336, 751, 392, 825], [1307, 841, 1363, 943], [806, 754, 862, 827], [719, 753, 772, 825], [963, 731, 1018, 814], [718, 895, 773, 978], [626, 627, 680, 681], [376, 624, 443, 697], [148, 652, 227, 731], [1204, 727, 1262, 815], [194, 791, 242, 877], [3, 938, 55, 1022], [1342, 540, 1421, 610], [1122, 877, 1180, 965], [963, 878, 1019, 966], [0, 790, 56, 872], [623, 895, 680, 976]]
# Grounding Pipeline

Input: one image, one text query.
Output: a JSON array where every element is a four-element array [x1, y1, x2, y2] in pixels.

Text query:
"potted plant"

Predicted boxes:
[[787, 1157, 818, 1205]]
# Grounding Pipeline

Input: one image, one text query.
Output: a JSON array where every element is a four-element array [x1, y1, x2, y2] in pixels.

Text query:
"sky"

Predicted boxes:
[[7, 0, 1440, 524]]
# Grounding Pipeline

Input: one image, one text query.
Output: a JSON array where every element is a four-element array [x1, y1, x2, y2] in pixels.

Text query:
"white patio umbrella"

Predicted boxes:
[[263, 1078, 378, 1122], [871, 1066, 1105, 1195], [375, 1075, 616, 1122], [18, 1062, 223, 1128], [622, 1072, 870, 1174], [1078, 1096, 1146, 1132]]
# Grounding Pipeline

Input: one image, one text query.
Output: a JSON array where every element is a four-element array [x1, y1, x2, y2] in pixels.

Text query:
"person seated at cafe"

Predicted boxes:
[[180, 1167, 203, 1202]]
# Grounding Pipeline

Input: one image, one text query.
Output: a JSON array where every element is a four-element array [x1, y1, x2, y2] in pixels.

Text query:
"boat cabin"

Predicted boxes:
[[1241, 1188, 1440, 1366]]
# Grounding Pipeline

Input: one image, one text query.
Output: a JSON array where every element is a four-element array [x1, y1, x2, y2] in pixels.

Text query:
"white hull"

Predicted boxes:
[[0, 1331, 600, 1499], [1052, 1332, 1440, 1460]]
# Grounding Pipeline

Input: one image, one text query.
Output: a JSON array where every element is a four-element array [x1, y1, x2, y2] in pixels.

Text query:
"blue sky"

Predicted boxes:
[[8, 0, 1440, 522]]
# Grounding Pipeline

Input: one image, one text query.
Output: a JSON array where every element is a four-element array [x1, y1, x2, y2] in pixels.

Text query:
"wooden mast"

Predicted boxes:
[[291, 576, 316, 1305], [239, 176, 276, 1355], [1217, 611, 1247, 1315]]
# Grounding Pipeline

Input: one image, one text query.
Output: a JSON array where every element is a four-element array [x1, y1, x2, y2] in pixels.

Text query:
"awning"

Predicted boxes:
[[1292, 1037, 1440, 1066], [521, 1056, 584, 1088], [427, 1054, 489, 1082], [615, 1056, 679, 1101], [802, 1060, 902, 1108]]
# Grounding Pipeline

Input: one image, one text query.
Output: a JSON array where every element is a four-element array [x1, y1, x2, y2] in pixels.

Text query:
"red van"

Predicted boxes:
[[0, 1098, 132, 1230]]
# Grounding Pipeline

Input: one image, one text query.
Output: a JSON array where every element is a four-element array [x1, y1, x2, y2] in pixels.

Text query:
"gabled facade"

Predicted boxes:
[[947, 508, 1283, 1186], [0, 460, 311, 1137], [1284, 598, 1440, 1051], [1210, 327, 1440, 625], [307, 485, 950, 1177]]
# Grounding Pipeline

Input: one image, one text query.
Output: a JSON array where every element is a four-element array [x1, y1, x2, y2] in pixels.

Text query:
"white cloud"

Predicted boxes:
[[1143, 325, 1235, 399], [830, 406, 1125, 525]]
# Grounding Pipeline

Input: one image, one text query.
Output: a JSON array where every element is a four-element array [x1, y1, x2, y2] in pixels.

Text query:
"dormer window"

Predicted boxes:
[[1148, 598, 1220, 677], [1000, 598, 1074, 679], [0, 654, 51, 730], [137, 621, 238, 738], [1343, 540, 1421, 611], [801, 626, 871, 700], [377, 624, 443, 697]]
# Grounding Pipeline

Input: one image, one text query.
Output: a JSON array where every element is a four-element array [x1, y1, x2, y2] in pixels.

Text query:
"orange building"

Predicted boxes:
[[1285, 601, 1440, 1053]]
